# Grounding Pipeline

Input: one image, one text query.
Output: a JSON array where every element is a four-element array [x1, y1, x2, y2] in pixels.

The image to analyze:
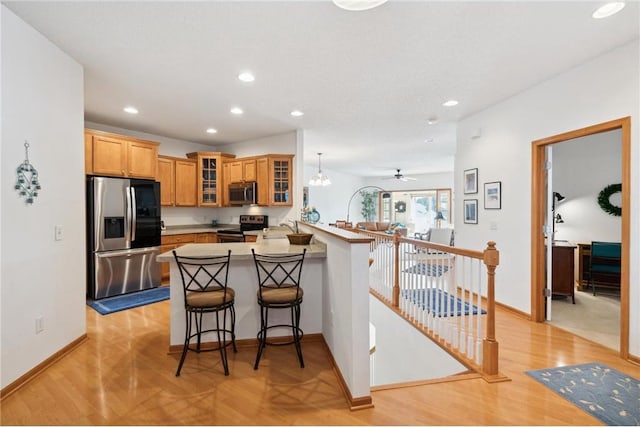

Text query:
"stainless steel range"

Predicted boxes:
[[216, 215, 268, 242]]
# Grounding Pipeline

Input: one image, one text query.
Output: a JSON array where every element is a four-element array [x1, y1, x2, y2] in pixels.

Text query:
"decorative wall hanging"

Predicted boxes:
[[394, 201, 406, 213], [484, 181, 502, 209], [464, 199, 478, 224], [597, 183, 622, 216], [464, 168, 478, 194], [14, 141, 41, 204]]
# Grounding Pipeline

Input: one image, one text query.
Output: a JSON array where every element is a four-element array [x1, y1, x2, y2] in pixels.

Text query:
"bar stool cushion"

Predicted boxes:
[[258, 286, 303, 304], [187, 288, 235, 307]]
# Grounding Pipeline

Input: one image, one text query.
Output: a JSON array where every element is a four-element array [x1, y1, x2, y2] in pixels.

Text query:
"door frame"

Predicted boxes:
[[530, 117, 630, 358]]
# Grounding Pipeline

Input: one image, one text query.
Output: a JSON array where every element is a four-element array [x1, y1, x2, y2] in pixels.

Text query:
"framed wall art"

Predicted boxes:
[[464, 168, 478, 194], [484, 181, 502, 210], [464, 199, 478, 224]]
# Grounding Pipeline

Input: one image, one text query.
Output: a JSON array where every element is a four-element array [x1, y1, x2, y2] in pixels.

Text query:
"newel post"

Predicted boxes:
[[392, 231, 401, 307], [482, 241, 500, 376]]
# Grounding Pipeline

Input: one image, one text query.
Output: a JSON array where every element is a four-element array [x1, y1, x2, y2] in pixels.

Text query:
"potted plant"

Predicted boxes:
[[360, 190, 378, 221]]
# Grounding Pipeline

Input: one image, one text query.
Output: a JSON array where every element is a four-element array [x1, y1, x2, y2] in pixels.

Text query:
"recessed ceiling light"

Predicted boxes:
[[290, 110, 304, 117], [332, 0, 388, 11], [123, 106, 138, 114], [238, 72, 255, 82], [230, 107, 244, 115], [592, 2, 625, 19], [206, 128, 218, 134], [442, 100, 459, 107], [427, 116, 438, 125]]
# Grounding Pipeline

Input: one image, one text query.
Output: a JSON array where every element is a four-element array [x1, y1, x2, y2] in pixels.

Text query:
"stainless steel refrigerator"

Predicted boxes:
[[87, 176, 161, 300]]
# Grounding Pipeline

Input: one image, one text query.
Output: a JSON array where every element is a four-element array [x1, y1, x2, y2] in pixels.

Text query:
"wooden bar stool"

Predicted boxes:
[[251, 249, 306, 370], [173, 250, 237, 376]]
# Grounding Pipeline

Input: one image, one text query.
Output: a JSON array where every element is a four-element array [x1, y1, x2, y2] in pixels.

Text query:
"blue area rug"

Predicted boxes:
[[526, 362, 640, 426], [404, 263, 449, 276], [87, 286, 170, 315], [401, 288, 486, 317]]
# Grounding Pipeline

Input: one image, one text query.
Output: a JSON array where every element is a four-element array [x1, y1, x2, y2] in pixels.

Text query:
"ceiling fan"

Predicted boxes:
[[385, 169, 417, 182]]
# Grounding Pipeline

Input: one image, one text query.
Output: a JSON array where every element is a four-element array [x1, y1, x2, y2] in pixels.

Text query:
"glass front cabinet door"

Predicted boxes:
[[269, 156, 293, 206], [187, 152, 235, 207]]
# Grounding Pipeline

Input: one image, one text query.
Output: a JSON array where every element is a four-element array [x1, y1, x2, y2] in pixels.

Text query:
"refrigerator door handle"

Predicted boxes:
[[130, 187, 137, 241], [125, 186, 133, 244], [95, 247, 159, 258]]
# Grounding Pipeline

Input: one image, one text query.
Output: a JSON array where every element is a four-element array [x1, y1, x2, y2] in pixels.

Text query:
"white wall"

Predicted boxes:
[[553, 130, 622, 243], [304, 165, 366, 225], [455, 40, 639, 357], [1, 6, 86, 388], [302, 168, 454, 227]]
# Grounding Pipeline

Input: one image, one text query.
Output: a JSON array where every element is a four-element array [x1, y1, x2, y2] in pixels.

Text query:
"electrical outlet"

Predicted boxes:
[[35, 316, 44, 334], [55, 225, 63, 241]]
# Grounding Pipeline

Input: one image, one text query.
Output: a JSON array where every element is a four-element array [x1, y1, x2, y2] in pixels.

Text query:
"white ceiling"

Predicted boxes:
[[4, 1, 639, 178]]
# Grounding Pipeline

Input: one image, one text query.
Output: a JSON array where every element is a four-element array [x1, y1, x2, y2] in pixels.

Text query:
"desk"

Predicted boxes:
[[552, 242, 576, 303]]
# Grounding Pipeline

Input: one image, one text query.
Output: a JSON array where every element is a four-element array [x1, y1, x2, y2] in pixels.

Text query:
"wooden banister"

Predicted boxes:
[[482, 241, 500, 377]]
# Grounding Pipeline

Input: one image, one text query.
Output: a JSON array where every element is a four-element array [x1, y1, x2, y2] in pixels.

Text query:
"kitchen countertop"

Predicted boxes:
[[156, 237, 326, 261]]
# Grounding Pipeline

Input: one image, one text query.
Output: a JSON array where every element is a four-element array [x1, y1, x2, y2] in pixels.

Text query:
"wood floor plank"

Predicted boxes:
[[1, 298, 639, 425]]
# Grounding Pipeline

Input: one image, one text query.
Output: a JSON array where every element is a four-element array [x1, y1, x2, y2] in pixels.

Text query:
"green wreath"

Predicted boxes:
[[597, 183, 622, 216]]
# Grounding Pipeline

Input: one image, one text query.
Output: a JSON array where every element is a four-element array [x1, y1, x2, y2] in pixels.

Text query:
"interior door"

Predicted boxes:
[[545, 146, 553, 321]]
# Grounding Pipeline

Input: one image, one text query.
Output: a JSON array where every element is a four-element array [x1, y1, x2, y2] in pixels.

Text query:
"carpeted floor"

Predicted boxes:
[[526, 362, 640, 426], [550, 290, 620, 350], [401, 288, 485, 317]]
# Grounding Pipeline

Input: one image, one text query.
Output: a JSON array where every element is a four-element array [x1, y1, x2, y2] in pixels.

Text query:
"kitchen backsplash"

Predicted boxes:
[[162, 206, 295, 227]]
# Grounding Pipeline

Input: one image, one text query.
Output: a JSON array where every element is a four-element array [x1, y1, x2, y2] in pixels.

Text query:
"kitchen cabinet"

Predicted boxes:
[[85, 129, 158, 179], [222, 158, 259, 206], [187, 152, 235, 207], [157, 157, 175, 206], [227, 158, 257, 184], [157, 156, 197, 207], [251, 155, 294, 206], [160, 234, 197, 282], [267, 155, 294, 206]]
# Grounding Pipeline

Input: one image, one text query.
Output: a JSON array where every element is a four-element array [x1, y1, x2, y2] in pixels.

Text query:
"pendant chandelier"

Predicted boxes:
[[309, 153, 331, 186]]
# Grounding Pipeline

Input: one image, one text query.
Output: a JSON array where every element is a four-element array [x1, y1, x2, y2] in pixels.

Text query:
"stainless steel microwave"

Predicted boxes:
[[228, 181, 257, 205]]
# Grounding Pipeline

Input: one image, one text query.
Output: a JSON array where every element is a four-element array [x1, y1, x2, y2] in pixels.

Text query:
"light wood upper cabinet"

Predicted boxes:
[[85, 129, 158, 179], [157, 157, 175, 206], [243, 159, 257, 182], [128, 141, 158, 178], [228, 160, 244, 184], [174, 159, 197, 206], [157, 156, 197, 207], [256, 157, 270, 206], [187, 152, 236, 207], [269, 155, 294, 206], [252, 154, 294, 206]]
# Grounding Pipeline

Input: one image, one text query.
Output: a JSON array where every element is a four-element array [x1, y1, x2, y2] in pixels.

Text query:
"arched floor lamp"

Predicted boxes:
[[346, 186, 387, 223]]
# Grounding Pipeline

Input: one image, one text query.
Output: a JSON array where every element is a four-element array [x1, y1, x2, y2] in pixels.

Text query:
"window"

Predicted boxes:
[[378, 189, 452, 235]]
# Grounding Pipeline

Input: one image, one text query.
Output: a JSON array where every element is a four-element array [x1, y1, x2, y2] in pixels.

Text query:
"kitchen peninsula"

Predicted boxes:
[[156, 223, 374, 409]]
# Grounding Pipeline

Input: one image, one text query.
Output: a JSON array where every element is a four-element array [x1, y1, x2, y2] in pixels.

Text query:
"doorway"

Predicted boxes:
[[530, 117, 631, 358]]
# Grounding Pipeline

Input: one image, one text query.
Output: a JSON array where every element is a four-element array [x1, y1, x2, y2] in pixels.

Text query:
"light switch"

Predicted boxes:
[[489, 221, 498, 231], [55, 225, 63, 241]]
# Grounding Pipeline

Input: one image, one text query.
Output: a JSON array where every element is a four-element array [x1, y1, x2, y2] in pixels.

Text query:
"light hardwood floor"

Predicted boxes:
[[1, 298, 639, 425]]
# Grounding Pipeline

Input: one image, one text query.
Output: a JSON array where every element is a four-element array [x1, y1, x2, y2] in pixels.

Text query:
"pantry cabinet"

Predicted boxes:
[[186, 152, 236, 207], [85, 129, 158, 179]]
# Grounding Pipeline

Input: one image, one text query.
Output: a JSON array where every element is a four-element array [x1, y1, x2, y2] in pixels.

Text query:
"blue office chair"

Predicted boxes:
[[589, 241, 621, 296]]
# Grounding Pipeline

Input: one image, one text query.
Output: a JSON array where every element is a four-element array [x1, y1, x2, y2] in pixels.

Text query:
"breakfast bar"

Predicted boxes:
[[156, 223, 374, 409]]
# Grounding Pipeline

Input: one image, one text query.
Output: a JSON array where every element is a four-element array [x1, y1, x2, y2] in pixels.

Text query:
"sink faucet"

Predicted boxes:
[[279, 219, 298, 233]]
